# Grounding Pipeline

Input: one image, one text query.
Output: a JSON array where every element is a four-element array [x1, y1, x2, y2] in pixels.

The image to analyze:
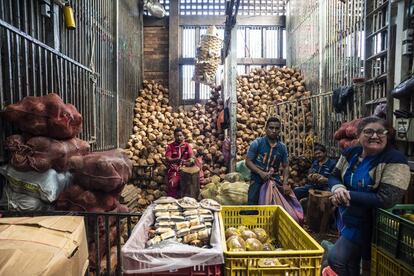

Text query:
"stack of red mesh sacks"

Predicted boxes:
[[2, 93, 89, 210], [56, 150, 132, 271], [334, 118, 362, 150], [2, 93, 132, 271]]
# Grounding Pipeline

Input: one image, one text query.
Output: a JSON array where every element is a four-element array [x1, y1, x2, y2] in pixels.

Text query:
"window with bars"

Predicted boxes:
[[180, 25, 285, 102], [179, 0, 285, 16]]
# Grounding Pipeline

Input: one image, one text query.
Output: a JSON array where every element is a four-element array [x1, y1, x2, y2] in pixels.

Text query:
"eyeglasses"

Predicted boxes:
[[362, 128, 389, 137]]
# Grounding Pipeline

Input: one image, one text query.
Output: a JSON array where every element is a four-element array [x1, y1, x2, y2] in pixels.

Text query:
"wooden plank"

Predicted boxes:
[[168, 0, 180, 109], [237, 58, 286, 65], [179, 57, 286, 66], [180, 15, 286, 27]]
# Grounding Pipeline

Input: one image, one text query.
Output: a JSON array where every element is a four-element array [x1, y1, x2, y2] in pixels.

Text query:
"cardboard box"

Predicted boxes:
[[0, 216, 88, 276]]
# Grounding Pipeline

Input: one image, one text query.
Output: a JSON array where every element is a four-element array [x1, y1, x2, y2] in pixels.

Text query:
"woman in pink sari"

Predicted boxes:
[[165, 128, 194, 198]]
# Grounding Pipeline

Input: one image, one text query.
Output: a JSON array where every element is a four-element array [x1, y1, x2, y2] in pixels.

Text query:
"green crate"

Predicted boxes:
[[373, 204, 414, 271]]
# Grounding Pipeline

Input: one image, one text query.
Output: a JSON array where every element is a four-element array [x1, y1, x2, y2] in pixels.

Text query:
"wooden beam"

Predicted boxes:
[[237, 58, 286, 65], [224, 23, 238, 172], [180, 15, 286, 27], [169, 0, 180, 109], [180, 57, 286, 66]]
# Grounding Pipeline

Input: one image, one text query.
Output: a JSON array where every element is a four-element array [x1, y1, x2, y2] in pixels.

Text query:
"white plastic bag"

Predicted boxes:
[[121, 205, 224, 273], [0, 165, 72, 203], [0, 184, 52, 211]]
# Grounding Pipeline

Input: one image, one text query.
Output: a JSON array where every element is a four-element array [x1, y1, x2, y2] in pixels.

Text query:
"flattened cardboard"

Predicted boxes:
[[0, 216, 88, 276]]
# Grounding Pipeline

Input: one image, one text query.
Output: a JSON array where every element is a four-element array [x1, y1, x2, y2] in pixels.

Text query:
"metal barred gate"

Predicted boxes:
[[0, 0, 143, 162]]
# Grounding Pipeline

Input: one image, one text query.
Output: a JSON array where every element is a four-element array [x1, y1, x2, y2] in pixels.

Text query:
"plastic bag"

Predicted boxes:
[[241, 230, 257, 240], [6, 134, 90, 172], [220, 181, 249, 204], [0, 165, 72, 202], [245, 238, 263, 251], [68, 149, 132, 192], [121, 204, 224, 273], [223, 172, 243, 183], [253, 228, 268, 243], [236, 160, 251, 181], [2, 93, 82, 139], [226, 235, 246, 251], [262, 242, 275, 251], [225, 227, 240, 239], [391, 75, 414, 99], [0, 184, 52, 211]]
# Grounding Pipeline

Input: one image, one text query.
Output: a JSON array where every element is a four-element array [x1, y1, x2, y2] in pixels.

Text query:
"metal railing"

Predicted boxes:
[[1, 210, 142, 276]]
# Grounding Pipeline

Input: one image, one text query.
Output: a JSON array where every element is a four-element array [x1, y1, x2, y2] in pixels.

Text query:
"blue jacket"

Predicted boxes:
[[246, 136, 288, 184], [328, 145, 410, 245], [309, 158, 336, 177]]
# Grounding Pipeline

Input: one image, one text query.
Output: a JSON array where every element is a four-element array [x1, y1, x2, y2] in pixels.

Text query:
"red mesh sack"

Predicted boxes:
[[89, 224, 124, 269], [333, 122, 349, 140], [2, 93, 82, 139], [56, 184, 121, 212], [68, 150, 132, 192], [339, 138, 359, 150], [345, 118, 362, 139], [6, 135, 90, 172]]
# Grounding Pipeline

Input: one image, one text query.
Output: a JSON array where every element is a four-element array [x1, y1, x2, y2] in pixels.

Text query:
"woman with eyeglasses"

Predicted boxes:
[[327, 116, 411, 276]]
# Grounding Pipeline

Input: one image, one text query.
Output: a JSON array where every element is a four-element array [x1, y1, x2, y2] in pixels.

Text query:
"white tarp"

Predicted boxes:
[[122, 204, 224, 274]]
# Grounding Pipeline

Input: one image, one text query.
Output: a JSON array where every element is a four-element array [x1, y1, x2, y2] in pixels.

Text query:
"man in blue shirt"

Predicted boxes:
[[245, 117, 290, 205], [294, 143, 336, 200]]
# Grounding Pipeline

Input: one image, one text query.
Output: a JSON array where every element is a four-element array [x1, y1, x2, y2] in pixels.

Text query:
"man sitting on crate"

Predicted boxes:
[[293, 143, 336, 200], [165, 128, 195, 198], [245, 117, 291, 205]]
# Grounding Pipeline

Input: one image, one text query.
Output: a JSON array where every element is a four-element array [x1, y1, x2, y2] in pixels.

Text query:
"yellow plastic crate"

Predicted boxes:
[[219, 205, 324, 276], [371, 245, 414, 276]]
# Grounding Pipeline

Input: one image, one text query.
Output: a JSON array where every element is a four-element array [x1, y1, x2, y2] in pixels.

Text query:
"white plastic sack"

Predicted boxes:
[[144, 0, 166, 18], [0, 184, 52, 211], [121, 205, 224, 273], [0, 165, 72, 203]]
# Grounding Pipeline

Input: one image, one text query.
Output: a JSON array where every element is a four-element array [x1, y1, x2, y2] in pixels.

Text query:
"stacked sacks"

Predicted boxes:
[[56, 149, 132, 269], [5, 135, 90, 172], [1, 93, 87, 211], [2, 93, 82, 139], [57, 150, 132, 212], [2, 93, 131, 272], [200, 173, 250, 205]]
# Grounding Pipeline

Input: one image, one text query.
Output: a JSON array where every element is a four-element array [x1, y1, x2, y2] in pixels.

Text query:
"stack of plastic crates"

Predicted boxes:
[[372, 204, 414, 275]]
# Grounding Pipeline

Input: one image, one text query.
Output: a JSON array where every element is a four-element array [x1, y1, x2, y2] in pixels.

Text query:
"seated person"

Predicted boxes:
[[294, 143, 336, 200]]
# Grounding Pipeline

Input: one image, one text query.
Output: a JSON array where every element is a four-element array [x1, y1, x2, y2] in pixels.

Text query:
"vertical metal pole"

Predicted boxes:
[[115, 0, 119, 148], [227, 22, 237, 172]]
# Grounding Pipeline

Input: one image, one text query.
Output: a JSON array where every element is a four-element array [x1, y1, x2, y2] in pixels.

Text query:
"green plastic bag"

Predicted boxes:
[[236, 160, 251, 181]]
